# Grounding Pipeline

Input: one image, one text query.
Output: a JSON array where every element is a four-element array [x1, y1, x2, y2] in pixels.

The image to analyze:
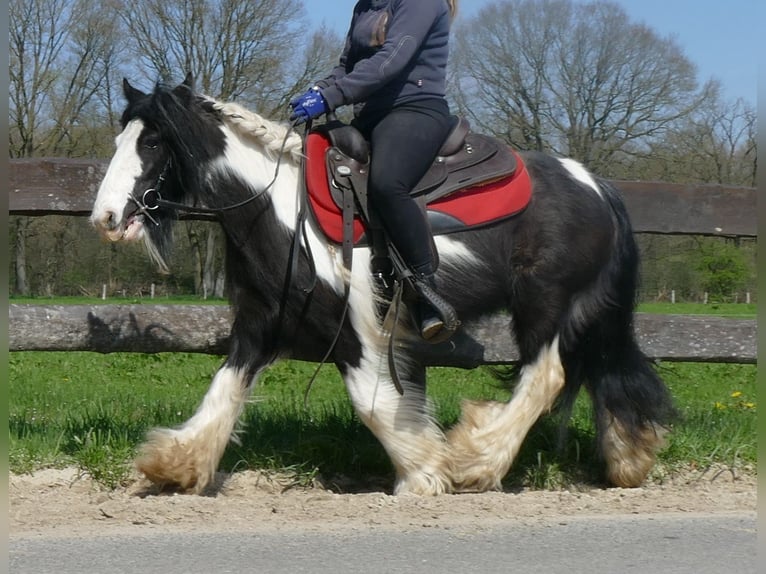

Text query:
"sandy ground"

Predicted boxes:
[[9, 464, 757, 539]]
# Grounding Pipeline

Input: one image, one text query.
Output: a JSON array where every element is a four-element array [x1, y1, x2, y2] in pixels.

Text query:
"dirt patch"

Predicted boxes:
[[9, 465, 756, 539]]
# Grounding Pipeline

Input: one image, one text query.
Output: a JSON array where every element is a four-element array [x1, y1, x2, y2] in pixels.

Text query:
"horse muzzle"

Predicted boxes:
[[91, 205, 144, 242]]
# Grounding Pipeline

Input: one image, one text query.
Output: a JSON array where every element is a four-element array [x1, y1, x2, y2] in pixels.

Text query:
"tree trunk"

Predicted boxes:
[[14, 218, 30, 296], [186, 223, 203, 295], [203, 227, 217, 299]]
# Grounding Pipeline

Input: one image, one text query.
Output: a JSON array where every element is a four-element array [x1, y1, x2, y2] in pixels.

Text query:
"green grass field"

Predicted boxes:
[[9, 347, 756, 490], [8, 298, 757, 489], [10, 297, 757, 318], [637, 302, 756, 318]]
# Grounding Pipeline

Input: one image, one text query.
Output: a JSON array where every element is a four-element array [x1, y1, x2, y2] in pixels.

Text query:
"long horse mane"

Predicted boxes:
[[211, 100, 304, 163], [122, 81, 306, 272], [125, 81, 303, 165]]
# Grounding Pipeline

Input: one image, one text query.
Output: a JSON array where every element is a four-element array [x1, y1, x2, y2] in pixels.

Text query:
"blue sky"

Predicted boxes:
[[308, 0, 757, 104]]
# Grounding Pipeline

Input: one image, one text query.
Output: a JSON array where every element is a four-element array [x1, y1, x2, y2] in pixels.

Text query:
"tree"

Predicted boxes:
[[694, 238, 749, 302], [114, 0, 341, 295], [114, 0, 339, 116], [9, 0, 343, 298], [9, 0, 68, 158], [9, 0, 125, 158], [449, 0, 711, 176], [638, 90, 757, 186], [9, 0, 126, 295]]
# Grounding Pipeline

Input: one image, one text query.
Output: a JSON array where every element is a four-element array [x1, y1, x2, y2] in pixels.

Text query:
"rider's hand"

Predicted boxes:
[[289, 87, 328, 125]]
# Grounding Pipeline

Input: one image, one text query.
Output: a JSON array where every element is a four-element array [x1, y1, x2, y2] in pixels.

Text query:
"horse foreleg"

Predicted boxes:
[[343, 360, 451, 495], [136, 363, 253, 493], [446, 336, 565, 492]]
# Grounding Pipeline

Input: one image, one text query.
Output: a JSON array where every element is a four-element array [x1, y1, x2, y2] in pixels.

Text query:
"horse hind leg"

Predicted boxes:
[[136, 363, 254, 493], [581, 327, 676, 487], [445, 335, 566, 492]]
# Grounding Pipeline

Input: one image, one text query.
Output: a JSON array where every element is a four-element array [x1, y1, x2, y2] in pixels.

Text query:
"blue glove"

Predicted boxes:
[[289, 88, 328, 124]]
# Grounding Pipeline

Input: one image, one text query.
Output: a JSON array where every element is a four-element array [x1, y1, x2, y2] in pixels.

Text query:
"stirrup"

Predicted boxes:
[[411, 276, 460, 344], [420, 309, 445, 341]]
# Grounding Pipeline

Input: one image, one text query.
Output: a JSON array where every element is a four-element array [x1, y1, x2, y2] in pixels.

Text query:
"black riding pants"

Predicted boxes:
[[353, 98, 452, 276]]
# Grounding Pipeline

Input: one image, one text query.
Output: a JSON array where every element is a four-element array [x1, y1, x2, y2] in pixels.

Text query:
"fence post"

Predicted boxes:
[[101, 284, 106, 300]]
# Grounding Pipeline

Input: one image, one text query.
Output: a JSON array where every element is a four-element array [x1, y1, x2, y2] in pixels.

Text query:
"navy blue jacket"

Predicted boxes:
[[316, 0, 451, 118]]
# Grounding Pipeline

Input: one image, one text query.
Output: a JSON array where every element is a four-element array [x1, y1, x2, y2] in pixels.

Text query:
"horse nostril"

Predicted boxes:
[[100, 210, 119, 231]]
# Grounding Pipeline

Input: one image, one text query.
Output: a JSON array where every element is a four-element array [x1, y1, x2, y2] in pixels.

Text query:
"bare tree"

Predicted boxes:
[[9, 0, 125, 158], [9, 0, 126, 295], [47, 0, 127, 156], [115, 0, 339, 116], [449, 0, 711, 175], [689, 96, 755, 186], [9, 0, 69, 157], [114, 0, 340, 294]]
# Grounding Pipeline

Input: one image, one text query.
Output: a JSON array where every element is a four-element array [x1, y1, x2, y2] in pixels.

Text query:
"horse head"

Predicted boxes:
[[90, 73, 223, 270]]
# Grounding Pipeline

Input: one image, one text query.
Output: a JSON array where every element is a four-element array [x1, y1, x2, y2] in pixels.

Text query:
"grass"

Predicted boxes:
[[637, 301, 756, 318], [10, 296, 757, 318], [9, 295, 229, 306], [8, 349, 757, 491]]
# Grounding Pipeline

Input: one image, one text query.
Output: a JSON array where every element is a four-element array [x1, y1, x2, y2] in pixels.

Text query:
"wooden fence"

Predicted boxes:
[[8, 158, 758, 366]]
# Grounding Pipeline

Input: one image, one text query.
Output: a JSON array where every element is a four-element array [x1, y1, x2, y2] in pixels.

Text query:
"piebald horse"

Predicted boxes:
[[90, 75, 675, 494]]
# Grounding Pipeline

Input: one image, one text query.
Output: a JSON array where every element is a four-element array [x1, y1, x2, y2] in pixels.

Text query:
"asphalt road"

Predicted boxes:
[[10, 512, 757, 574]]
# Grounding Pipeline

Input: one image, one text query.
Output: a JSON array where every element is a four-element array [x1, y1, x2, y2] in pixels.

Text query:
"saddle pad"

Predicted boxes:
[[304, 132, 532, 245]]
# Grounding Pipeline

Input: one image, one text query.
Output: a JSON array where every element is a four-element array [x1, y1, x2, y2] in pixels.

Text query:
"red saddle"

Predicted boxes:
[[304, 120, 532, 245]]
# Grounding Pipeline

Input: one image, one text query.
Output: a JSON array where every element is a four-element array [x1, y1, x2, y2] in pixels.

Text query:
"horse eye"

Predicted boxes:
[[143, 135, 160, 150]]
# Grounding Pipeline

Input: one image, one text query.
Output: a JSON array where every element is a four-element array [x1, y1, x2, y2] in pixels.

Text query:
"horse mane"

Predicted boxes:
[[125, 81, 303, 165], [211, 100, 304, 163]]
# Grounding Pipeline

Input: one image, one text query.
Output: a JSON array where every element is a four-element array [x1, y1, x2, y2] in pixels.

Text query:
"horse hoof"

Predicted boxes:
[[135, 429, 215, 494], [602, 419, 668, 487], [394, 470, 452, 496]]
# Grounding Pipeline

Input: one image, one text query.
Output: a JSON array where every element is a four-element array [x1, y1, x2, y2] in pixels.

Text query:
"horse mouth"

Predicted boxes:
[[121, 213, 145, 241], [99, 210, 145, 243]]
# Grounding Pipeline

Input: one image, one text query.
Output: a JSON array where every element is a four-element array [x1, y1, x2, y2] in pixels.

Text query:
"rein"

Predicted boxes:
[[132, 116, 353, 398], [131, 124, 296, 219]]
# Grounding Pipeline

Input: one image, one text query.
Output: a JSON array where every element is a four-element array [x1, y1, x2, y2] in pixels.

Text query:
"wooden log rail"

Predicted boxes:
[[9, 158, 758, 236], [8, 304, 757, 366], [8, 158, 758, 365]]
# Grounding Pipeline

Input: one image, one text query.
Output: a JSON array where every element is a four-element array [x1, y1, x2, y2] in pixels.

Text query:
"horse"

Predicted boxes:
[[90, 74, 676, 495]]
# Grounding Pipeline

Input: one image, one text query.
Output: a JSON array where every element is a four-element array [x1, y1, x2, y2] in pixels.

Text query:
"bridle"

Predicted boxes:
[[127, 123, 296, 222], [126, 114, 389, 397], [126, 160, 171, 226], [127, 118, 346, 387]]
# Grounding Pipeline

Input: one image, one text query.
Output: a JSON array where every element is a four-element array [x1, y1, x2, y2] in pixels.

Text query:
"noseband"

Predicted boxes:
[[128, 161, 170, 226]]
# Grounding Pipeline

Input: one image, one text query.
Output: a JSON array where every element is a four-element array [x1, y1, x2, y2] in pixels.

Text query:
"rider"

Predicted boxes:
[[289, 0, 459, 342]]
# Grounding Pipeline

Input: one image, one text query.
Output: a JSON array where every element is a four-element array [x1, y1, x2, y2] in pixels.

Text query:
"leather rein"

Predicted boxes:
[[129, 119, 357, 398]]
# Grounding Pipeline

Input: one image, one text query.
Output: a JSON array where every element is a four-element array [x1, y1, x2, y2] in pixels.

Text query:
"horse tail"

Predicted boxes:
[[558, 179, 678, 487]]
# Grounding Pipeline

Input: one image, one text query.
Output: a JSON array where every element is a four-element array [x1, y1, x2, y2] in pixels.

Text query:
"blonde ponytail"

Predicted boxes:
[[446, 0, 458, 20]]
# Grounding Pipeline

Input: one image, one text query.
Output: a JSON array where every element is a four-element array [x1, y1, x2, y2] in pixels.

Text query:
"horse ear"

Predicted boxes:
[[182, 72, 194, 90], [123, 78, 146, 104], [173, 72, 195, 104]]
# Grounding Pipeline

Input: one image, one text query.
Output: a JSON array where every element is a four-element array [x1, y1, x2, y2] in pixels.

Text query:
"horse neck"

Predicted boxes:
[[206, 136, 304, 267], [207, 126, 303, 228], [215, 143, 307, 322]]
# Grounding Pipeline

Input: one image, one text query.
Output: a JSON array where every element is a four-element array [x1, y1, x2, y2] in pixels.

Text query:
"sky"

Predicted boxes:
[[308, 0, 758, 105]]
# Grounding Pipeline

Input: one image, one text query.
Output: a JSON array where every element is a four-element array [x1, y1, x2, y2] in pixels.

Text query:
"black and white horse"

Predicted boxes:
[[91, 75, 675, 495]]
